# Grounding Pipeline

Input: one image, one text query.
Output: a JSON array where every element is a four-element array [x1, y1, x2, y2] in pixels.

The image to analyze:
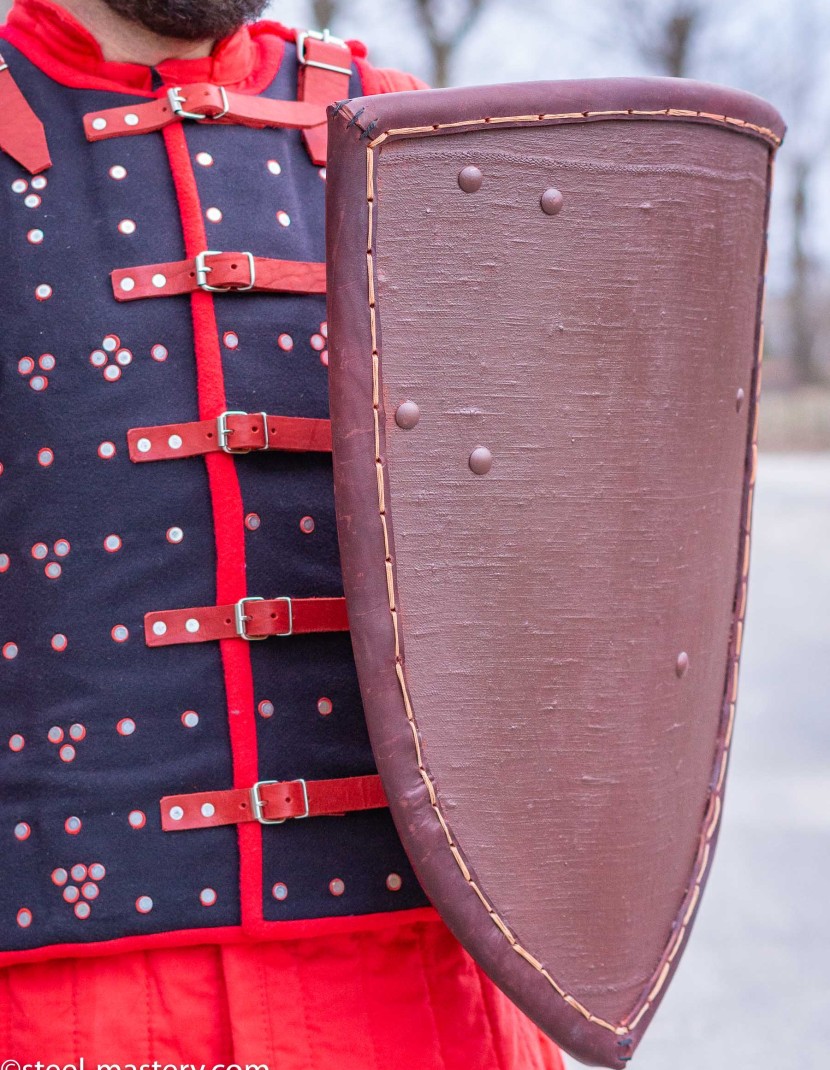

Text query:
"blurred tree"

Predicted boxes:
[[310, 0, 339, 31], [409, 0, 488, 87], [776, 4, 830, 385], [604, 0, 713, 77]]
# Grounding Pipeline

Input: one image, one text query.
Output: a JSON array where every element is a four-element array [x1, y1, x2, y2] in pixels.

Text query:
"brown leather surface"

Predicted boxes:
[[326, 79, 782, 1067]]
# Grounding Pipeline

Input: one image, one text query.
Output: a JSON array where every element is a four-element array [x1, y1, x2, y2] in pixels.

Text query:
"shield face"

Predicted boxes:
[[326, 80, 783, 1068]]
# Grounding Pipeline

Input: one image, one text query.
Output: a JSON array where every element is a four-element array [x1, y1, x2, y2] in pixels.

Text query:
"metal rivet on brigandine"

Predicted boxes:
[[168, 806, 184, 822], [328, 878, 345, 896], [469, 446, 493, 475], [182, 710, 199, 728], [135, 895, 153, 913], [272, 882, 288, 901], [458, 165, 482, 193], [200, 802, 214, 817], [200, 888, 217, 906], [541, 188, 564, 215], [386, 873, 403, 892], [152, 621, 167, 636], [736, 388, 745, 413], [128, 810, 146, 829], [676, 652, 690, 678], [395, 401, 420, 429]]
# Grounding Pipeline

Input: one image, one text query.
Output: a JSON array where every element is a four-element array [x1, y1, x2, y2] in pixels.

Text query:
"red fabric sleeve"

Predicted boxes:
[[354, 57, 430, 95]]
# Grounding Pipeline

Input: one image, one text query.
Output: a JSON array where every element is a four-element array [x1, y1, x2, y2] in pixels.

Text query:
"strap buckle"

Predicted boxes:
[[234, 596, 293, 640], [234, 596, 267, 641], [217, 410, 270, 454], [296, 29, 352, 76], [167, 85, 229, 122], [251, 779, 309, 824], [195, 250, 256, 293]]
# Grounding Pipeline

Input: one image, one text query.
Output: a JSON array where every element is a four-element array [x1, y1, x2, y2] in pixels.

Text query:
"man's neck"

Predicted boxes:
[[57, 0, 214, 64]]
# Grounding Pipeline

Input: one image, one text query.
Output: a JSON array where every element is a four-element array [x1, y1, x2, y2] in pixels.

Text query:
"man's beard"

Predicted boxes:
[[100, 0, 270, 40]]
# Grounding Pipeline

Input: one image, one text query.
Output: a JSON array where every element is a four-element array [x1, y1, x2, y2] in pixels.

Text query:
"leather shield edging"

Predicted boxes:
[[327, 93, 778, 1069]]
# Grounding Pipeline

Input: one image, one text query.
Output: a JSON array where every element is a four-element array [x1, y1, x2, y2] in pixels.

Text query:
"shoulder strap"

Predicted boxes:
[[295, 29, 353, 166], [0, 51, 50, 174]]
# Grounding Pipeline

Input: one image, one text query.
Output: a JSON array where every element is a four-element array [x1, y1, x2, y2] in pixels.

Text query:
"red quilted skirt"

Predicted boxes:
[[0, 915, 564, 1069]]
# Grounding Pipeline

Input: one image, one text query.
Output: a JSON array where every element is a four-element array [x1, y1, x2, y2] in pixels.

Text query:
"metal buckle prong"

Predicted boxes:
[[217, 410, 270, 454], [195, 250, 255, 294], [251, 778, 309, 824], [296, 29, 352, 76], [168, 85, 229, 122], [234, 595, 267, 641], [217, 409, 250, 453]]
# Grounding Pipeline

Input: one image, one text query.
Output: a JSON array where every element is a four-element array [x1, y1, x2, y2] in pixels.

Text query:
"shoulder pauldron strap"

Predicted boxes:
[[0, 50, 50, 174]]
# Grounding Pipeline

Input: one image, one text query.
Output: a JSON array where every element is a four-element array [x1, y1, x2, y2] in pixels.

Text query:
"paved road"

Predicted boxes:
[[565, 453, 830, 1070]]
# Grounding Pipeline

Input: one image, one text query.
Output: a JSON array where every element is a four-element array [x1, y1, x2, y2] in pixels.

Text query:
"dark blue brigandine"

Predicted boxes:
[[0, 41, 427, 956]]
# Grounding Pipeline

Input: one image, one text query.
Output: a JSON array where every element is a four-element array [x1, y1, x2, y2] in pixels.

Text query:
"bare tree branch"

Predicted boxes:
[[310, 0, 340, 32], [409, 0, 489, 86]]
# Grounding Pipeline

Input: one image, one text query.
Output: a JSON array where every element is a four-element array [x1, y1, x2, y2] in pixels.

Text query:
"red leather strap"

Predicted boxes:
[[145, 596, 349, 647], [161, 774, 388, 831], [127, 411, 332, 462], [0, 51, 51, 173], [112, 252, 326, 301], [296, 31, 353, 166], [84, 84, 326, 141]]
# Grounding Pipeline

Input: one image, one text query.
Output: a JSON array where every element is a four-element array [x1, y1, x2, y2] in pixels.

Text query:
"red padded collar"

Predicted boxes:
[[0, 0, 296, 94]]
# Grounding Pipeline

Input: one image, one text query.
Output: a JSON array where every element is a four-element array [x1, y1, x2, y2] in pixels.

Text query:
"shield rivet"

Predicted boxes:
[[469, 446, 493, 475], [541, 188, 564, 215], [395, 401, 420, 429], [735, 388, 745, 413], [676, 652, 690, 677], [458, 165, 483, 193]]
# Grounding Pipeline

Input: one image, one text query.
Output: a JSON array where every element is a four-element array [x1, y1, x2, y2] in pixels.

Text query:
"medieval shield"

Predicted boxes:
[[325, 79, 785, 1067]]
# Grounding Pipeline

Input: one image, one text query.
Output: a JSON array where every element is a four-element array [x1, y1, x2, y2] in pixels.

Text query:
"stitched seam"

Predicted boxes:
[[258, 954, 278, 1063], [363, 116, 775, 1036], [71, 958, 79, 1060], [353, 931, 384, 1070], [415, 924, 451, 1069], [367, 108, 781, 147], [474, 960, 508, 1070], [291, 941, 316, 1070]]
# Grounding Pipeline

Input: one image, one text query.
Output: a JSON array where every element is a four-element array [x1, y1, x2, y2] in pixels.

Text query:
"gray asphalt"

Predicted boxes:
[[565, 452, 830, 1070]]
